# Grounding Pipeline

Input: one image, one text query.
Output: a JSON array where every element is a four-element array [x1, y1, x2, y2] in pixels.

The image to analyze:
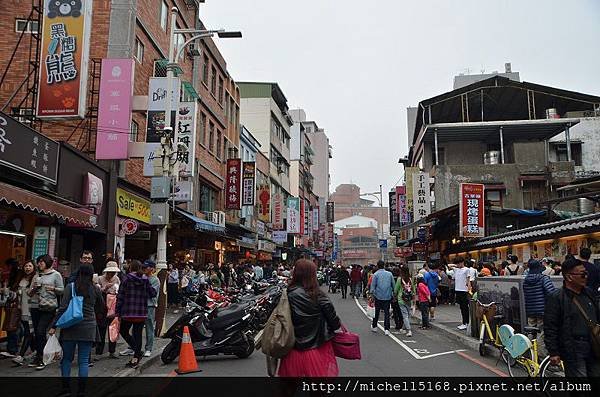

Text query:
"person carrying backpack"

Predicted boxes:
[[394, 266, 413, 336], [506, 255, 523, 276]]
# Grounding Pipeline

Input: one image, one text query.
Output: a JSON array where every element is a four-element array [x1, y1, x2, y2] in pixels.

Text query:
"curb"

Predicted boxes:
[[114, 338, 170, 377]]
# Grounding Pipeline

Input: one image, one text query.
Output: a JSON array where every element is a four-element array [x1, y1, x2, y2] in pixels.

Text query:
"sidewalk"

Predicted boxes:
[[0, 310, 179, 377]]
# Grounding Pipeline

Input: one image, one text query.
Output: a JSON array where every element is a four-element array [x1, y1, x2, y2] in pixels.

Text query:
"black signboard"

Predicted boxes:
[[146, 110, 176, 143], [326, 201, 335, 223], [0, 112, 59, 183], [389, 191, 400, 233]]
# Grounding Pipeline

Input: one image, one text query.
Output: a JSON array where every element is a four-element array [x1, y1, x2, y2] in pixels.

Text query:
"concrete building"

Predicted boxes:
[[329, 184, 388, 238], [239, 126, 261, 221], [335, 223, 380, 268], [453, 62, 520, 90]]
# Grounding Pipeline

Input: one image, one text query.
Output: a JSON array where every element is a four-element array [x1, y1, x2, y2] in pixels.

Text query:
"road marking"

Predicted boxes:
[[354, 297, 465, 361], [456, 351, 508, 377], [403, 340, 417, 343]]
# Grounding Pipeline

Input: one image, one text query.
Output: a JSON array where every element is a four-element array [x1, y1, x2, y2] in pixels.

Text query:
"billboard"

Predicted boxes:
[[175, 101, 197, 177], [287, 197, 300, 234], [146, 77, 180, 143], [459, 183, 485, 238], [225, 159, 241, 210], [36, 0, 93, 118], [242, 162, 256, 206], [412, 171, 430, 221], [257, 184, 271, 222], [95, 59, 134, 159]]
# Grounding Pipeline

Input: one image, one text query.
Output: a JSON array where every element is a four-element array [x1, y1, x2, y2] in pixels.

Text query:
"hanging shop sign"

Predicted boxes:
[[306, 204, 312, 237], [389, 191, 400, 233], [326, 201, 335, 223], [272, 193, 284, 230], [175, 101, 197, 178], [256, 220, 266, 237], [225, 159, 242, 210], [287, 197, 301, 234], [300, 200, 306, 235], [173, 180, 193, 202], [95, 58, 134, 159], [146, 77, 180, 143], [405, 167, 417, 223], [412, 242, 426, 254], [0, 112, 60, 183], [121, 218, 138, 235], [83, 172, 103, 215], [116, 188, 150, 224], [36, 0, 93, 118], [396, 185, 409, 224], [312, 207, 319, 231], [272, 230, 288, 245], [412, 171, 430, 221], [242, 161, 256, 206], [32, 226, 50, 260], [143, 143, 162, 177], [257, 184, 271, 223], [459, 183, 485, 238]]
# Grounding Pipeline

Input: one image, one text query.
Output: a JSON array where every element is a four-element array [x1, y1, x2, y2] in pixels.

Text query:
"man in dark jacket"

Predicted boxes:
[[523, 259, 556, 357], [544, 258, 600, 377]]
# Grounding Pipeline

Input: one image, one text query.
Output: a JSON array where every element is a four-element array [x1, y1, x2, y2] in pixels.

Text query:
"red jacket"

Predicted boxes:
[[417, 282, 431, 303], [350, 268, 362, 282]]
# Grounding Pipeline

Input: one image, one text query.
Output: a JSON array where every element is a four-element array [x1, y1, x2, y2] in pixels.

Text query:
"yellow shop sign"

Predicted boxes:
[[116, 188, 151, 224]]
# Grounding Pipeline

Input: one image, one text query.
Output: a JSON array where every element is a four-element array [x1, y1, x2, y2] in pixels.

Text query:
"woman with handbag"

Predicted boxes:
[[95, 261, 120, 358], [28, 254, 64, 370], [48, 264, 104, 395], [11, 261, 36, 365], [278, 259, 342, 377]]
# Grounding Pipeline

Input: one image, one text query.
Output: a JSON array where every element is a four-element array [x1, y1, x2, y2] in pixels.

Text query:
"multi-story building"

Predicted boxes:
[[329, 184, 388, 238]]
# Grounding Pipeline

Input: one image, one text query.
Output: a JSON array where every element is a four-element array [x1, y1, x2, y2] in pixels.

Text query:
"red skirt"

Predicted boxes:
[[278, 340, 339, 377]]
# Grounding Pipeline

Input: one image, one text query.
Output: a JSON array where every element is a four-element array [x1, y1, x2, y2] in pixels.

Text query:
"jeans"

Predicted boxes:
[[145, 307, 156, 352], [455, 291, 470, 325], [527, 316, 547, 358], [18, 320, 33, 357], [7, 329, 18, 355], [61, 340, 93, 378], [340, 283, 348, 299], [372, 299, 391, 330], [563, 340, 600, 378], [30, 308, 56, 360], [399, 303, 411, 331], [353, 282, 362, 297], [419, 301, 430, 328], [120, 319, 144, 359], [391, 300, 402, 329], [95, 318, 116, 355]]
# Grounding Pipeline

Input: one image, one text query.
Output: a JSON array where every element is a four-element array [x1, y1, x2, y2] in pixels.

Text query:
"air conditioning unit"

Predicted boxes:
[[214, 211, 225, 227]]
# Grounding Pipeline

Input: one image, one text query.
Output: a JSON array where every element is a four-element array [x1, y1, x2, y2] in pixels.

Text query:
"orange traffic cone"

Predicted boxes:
[[175, 326, 202, 374]]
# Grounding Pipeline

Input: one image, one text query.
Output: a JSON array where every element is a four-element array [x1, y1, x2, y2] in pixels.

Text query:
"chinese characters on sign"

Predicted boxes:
[[95, 59, 134, 159], [225, 159, 242, 210], [257, 184, 271, 223], [300, 199, 306, 235], [459, 183, 485, 238], [326, 201, 335, 223], [389, 191, 400, 234], [273, 193, 284, 230], [405, 167, 417, 224], [287, 197, 300, 234], [242, 162, 256, 206], [37, 0, 92, 118], [412, 171, 430, 221], [175, 102, 197, 178], [396, 185, 409, 224], [312, 207, 320, 231]]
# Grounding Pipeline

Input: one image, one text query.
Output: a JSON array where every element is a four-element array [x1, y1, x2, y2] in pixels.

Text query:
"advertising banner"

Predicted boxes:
[[405, 167, 417, 223], [36, 0, 93, 118], [300, 199, 306, 235], [225, 159, 242, 210], [459, 183, 485, 238], [312, 207, 320, 231], [95, 59, 134, 159], [396, 185, 409, 224], [412, 171, 430, 221], [272, 230, 288, 245], [175, 101, 197, 177], [146, 77, 180, 143], [143, 142, 162, 177], [257, 184, 271, 223], [242, 162, 256, 206], [272, 193, 284, 230], [326, 201, 335, 223], [389, 191, 400, 234], [116, 188, 150, 224], [287, 197, 300, 234]]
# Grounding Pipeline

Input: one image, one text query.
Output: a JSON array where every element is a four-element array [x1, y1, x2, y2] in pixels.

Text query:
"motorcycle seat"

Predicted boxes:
[[208, 302, 251, 330]]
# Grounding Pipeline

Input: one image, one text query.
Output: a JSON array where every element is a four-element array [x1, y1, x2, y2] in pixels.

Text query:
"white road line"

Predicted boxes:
[[353, 297, 465, 360]]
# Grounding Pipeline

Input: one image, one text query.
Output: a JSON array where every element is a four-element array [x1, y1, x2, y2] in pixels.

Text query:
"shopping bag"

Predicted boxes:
[[109, 317, 120, 343], [106, 294, 117, 318], [266, 355, 279, 377], [43, 334, 62, 365], [56, 283, 84, 328], [366, 305, 375, 319], [332, 324, 361, 360]]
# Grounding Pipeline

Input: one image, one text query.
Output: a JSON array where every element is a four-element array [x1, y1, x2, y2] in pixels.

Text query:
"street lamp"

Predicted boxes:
[[360, 184, 385, 260], [155, 6, 241, 335]]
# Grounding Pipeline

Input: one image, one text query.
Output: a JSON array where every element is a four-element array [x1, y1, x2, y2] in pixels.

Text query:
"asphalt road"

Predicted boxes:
[[142, 288, 509, 377]]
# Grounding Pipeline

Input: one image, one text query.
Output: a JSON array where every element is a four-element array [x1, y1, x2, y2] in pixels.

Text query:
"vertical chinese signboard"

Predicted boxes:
[[412, 172, 430, 221], [175, 101, 197, 177], [37, 0, 93, 118], [405, 167, 418, 224], [300, 200, 306, 235], [459, 183, 485, 238], [389, 191, 400, 234], [396, 186, 409, 224], [95, 59, 134, 159], [272, 193, 283, 230], [287, 197, 300, 234], [312, 207, 320, 231], [257, 184, 271, 222], [242, 162, 256, 206], [326, 201, 335, 223], [225, 159, 241, 210]]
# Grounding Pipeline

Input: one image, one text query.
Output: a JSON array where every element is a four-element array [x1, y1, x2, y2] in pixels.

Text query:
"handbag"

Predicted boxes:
[[332, 324, 361, 360], [106, 294, 117, 318], [572, 296, 600, 359], [2, 301, 21, 332], [55, 283, 84, 328], [261, 288, 295, 359]]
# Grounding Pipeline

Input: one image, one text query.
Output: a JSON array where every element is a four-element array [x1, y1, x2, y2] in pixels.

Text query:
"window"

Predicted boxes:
[[199, 184, 216, 212], [210, 66, 217, 96], [486, 190, 502, 207], [199, 113, 207, 146], [175, 24, 185, 63], [160, 1, 168, 31], [218, 77, 224, 104], [134, 38, 144, 63], [522, 180, 546, 210], [202, 55, 209, 85], [224, 94, 229, 120], [15, 19, 39, 33], [553, 143, 582, 166], [229, 98, 235, 123], [11, 108, 34, 124], [216, 130, 222, 158], [129, 120, 139, 142], [208, 122, 214, 152]]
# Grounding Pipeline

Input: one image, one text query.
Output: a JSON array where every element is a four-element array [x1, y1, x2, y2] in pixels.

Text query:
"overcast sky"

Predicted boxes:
[[201, 0, 600, 206]]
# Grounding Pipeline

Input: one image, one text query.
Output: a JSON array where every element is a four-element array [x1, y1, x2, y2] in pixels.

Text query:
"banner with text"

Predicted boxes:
[[389, 191, 400, 234], [412, 171, 430, 221], [459, 183, 485, 238], [146, 77, 180, 143], [405, 167, 418, 223], [312, 207, 320, 231], [272, 193, 284, 230], [37, 0, 93, 118], [396, 185, 409, 224], [257, 184, 271, 223], [287, 197, 301, 234], [225, 159, 242, 210], [175, 101, 197, 177], [242, 162, 256, 206]]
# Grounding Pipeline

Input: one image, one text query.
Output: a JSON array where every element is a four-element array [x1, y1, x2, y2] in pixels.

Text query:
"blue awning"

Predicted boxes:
[[175, 209, 225, 234]]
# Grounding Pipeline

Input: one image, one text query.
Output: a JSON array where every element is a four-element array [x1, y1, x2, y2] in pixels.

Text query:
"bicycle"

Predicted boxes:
[[477, 301, 506, 357], [498, 324, 564, 379]]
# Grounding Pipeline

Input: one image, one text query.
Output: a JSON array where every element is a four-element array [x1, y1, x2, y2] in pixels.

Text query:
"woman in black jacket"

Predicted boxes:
[[278, 259, 341, 377]]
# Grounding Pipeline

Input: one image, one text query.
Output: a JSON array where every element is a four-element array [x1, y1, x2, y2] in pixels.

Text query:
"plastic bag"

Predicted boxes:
[[43, 334, 62, 365], [106, 294, 117, 318], [411, 304, 416, 317], [109, 317, 120, 343], [366, 305, 375, 319]]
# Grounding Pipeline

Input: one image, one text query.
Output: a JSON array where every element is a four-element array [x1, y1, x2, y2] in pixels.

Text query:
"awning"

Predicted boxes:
[[236, 239, 257, 250], [174, 208, 225, 234], [0, 181, 96, 228]]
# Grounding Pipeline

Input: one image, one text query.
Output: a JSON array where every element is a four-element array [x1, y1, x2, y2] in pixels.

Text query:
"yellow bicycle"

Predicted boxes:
[[477, 301, 505, 357]]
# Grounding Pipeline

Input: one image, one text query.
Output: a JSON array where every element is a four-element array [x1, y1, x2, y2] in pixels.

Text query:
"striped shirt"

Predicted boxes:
[[523, 273, 555, 316]]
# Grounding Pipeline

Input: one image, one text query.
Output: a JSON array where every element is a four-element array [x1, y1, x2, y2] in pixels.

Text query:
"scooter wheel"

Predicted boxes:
[[235, 337, 255, 359], [161, 341, 180, 364]]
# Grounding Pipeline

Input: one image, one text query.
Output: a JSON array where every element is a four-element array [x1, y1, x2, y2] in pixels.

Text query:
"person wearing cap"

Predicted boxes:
[[96, 261, 120, 358], [523, 258, 556, 358], [142, 260, 159, 357]]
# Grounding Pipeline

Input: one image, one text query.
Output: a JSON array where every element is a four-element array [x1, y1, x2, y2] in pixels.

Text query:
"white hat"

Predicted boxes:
[[103, 261, 120, 273]]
